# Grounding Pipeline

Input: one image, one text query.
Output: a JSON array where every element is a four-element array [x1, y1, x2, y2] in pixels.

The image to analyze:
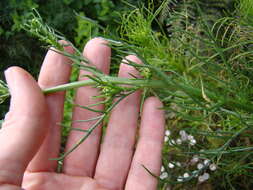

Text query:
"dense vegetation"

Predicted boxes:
[[0, 0, 144, 117], [1, 0, 253, 189]]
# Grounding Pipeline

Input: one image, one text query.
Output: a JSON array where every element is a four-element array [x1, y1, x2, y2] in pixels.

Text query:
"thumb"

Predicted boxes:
[[0, 67, 49, 189]]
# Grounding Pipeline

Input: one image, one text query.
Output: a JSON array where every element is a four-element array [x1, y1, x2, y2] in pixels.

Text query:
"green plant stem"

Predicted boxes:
[[43, 76, 163, 94], [1, 74, 252, 113], [42, 75, 253, 113]]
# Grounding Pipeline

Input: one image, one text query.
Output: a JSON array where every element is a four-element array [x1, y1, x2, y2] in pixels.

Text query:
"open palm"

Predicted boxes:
[[0, 38, 165, 190]]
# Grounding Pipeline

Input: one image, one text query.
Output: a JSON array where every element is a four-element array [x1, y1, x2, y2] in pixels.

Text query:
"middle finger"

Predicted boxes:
[[63, 38, 111, 177]]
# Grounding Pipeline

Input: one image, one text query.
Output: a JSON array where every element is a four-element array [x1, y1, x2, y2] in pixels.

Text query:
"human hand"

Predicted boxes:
[[0, 38, 165, 190]]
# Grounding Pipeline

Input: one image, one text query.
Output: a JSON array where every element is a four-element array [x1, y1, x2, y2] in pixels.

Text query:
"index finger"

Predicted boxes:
[[0, 67, 49, 188]]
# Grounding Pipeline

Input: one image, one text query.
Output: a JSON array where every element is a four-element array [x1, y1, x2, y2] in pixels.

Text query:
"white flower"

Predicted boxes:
[[191, 155, 199, 163], [197, 163, 204, 170], [204, 159, 210, 165], [176, 138, 182, 145], [176, 162, 181, 167], [209, 163, 217, 171], [189, 139, 197, 146], [164, 136, 169, 142], [179, 130, 187, 136], [187, 135, 194, 141], [179, 130, 188, 141], [160, 172, 168, 179], [161, 166, 165, 172], [203, 172, 210, 180], [198, 175, 205, 183], [181, 135, 188, 141], [183, 172, 190, 178], [165, 130, 171, 136], [198, 173, 210, 183], [177, 176, 183, 182], [168, 162, 175, 168]]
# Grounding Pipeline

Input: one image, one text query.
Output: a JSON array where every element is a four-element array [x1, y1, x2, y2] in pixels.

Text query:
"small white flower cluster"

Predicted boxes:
[[162, 128, 217, 184], [160, 166, 168, 180], [176, 159, 217, 183], [198, 172, 210, 183], [164, 129, 196, 146], [160, 161, 182, 180], [160, 156, 217, 183], [177, 172, 191, 182], [164, 130, 171, 143], [191, 156, 217, 183], [179, 130, 196, 146]]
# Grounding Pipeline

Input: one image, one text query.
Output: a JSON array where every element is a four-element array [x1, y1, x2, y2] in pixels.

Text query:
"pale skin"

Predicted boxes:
[[0, 38, 165, 190]]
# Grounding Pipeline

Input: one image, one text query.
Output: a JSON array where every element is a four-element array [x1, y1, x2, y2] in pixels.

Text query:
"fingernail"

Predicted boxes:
[[4, 68, 15, 93], [4, 111, 11, 121], [95, 36, 106, 40]]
